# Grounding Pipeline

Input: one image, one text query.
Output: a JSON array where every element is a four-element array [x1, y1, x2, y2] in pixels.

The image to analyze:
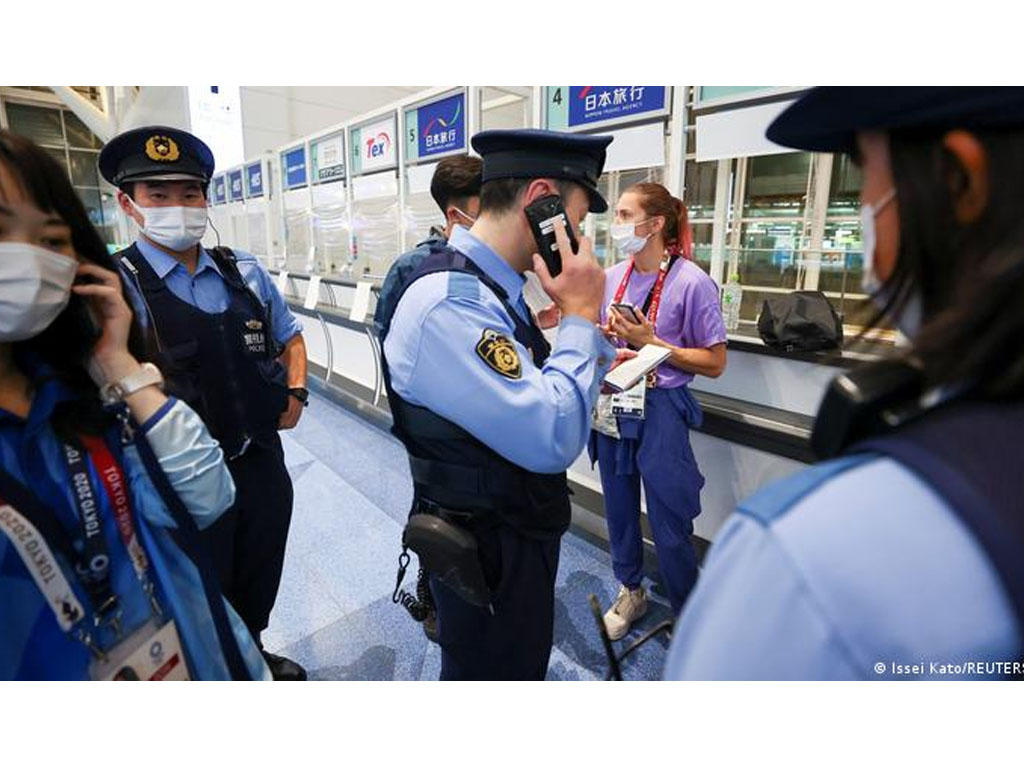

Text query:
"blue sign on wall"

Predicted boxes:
[[282, 146, 307, 189], [245, 161, 263, 198], [228, 169, 244, 202], [565, 86, 667, 129], [417, 92, 465, 159], [213, 175, 227, 205]]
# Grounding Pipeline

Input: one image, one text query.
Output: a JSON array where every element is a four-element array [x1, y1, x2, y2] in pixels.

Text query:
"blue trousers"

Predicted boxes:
[[431, 526, 561, 680], [590, 387, 704, 614]]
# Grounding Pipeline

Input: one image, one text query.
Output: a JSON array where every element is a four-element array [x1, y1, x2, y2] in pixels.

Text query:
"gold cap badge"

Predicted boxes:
[[476, 329, 521, 380], [145, 135, 180, 163]]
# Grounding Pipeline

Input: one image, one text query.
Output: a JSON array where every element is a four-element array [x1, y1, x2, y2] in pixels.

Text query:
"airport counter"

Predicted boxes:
[[269, 268, 879, 560]]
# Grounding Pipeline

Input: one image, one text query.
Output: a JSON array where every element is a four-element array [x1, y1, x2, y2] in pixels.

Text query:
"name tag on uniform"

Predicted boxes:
[[610, 379, 647, 420], [89, 619, 191, 681], [243, 319, 266, 355]]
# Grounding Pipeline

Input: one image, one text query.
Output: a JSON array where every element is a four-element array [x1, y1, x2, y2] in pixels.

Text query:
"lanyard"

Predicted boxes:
[[79, 434, 162, 617], [612, 253, 680, 330], [0, 432, 162, 655], [62, 441, 121, 632]]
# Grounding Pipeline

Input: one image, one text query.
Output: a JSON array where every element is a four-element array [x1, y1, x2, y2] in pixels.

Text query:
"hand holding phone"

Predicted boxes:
[[72, 263, 139, 385], [611, 302, 643, 324], [530, 215, 604, 325]]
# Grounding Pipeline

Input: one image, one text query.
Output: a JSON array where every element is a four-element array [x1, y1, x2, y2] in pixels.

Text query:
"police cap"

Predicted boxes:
[[99, 126, 215, 187], [471, 129, 614, 213], [767, 87, 1024, 155]]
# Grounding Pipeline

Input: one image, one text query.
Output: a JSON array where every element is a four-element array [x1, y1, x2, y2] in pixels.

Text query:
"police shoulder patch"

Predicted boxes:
[[475, 328, 521, 380]]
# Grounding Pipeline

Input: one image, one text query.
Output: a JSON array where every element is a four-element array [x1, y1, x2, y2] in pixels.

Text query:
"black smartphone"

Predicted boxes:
[[611, 302, 643, 324], [68, 274, 104, 347], [524, 195, 578, 278]]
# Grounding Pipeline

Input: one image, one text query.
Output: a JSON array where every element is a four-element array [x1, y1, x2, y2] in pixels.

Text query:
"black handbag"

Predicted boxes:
[[757, 290, 844, 352]]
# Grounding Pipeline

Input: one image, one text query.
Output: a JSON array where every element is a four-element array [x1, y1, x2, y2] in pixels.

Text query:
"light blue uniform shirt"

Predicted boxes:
[[664, 457, 1021, 680], [384, 226, 616, 474], [121, 237, 302, 345], [0, 363, 270, 680]]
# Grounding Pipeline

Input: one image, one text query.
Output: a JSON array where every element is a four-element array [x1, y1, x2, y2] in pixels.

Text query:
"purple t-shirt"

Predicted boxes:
[[601, 257, 727, 388]]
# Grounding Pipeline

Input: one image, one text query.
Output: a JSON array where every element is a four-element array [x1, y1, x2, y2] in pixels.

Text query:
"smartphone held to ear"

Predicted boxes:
[[525, 195, 578, 278], [69, 274, 104, 347]]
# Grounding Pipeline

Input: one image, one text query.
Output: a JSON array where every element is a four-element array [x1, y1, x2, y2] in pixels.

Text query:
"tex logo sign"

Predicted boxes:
[[365, 131, 392, 159]]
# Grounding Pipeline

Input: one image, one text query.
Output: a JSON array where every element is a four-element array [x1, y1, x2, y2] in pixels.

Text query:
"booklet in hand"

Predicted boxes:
[[603, 344, 672, 393]]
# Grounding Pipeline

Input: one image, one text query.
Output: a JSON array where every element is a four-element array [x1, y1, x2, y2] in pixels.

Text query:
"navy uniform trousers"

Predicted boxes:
[[203, 433, 294, 642], [430, 525, 562, 681], [591, 386, 704, 614]]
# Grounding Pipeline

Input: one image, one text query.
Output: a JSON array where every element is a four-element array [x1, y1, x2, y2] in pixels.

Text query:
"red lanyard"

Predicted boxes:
[[612, 254, 677, 329], [79, 434, 161, 615]]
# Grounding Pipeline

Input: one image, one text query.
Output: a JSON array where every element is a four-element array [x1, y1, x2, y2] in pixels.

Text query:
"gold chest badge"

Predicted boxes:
[[145, 135, 180, 163], [476, 329, 521, 380]]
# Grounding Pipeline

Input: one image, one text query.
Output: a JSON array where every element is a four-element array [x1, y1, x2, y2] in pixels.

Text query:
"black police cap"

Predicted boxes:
[[99, 126, 215, 187], [767, 87, 1024, 155], [471, 129, 614, 213]]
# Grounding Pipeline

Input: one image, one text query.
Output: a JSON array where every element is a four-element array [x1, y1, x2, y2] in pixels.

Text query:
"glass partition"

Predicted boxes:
[[352, 197, 400, 279], [743, 152, 811, 218], [403, 189, 440, 249], [228, 205, 249, 252], [282, 189, 312, 272], [246, 200, 269, 260], [311, 183, 351, 275]]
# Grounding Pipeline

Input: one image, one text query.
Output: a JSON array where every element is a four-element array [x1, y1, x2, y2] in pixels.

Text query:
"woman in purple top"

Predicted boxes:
[[590, 182, 727, 640]]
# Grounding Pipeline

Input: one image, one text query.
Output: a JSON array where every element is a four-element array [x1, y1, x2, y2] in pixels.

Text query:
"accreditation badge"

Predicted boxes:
[[89, 619, 192, 681], [593, 393, 620, 439], [610, 380, 647, 420]]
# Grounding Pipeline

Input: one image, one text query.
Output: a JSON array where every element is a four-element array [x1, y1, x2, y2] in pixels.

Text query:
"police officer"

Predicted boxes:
[[377, 129, 618, 680], [376, 154, 483, 643], [664, 88, 1024, 680], [427, 153, 483, 242], [99, 127, 309, 680]]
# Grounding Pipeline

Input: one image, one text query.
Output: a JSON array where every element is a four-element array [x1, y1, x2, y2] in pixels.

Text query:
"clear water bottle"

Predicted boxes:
[[722, 274, 743, 332]]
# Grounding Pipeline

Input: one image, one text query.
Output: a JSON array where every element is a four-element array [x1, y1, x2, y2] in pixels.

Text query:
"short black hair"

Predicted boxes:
[[478, 177, 577, 216], [430, 155, 482, 213]]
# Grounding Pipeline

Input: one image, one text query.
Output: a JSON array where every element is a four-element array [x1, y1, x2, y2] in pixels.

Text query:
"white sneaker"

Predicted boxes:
[[603, 585, 647, 641]]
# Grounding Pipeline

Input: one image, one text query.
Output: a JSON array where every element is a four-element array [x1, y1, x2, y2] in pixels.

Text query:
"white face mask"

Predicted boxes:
[[860, 187, 897, 295], [131, 199, 208, 251], [610, 219, 653, 256], [860, 187, 921, 337], [0, 242, 78, 341]]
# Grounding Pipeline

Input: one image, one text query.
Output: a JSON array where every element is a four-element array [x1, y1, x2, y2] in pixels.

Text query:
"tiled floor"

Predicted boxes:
[[263, 391, 672, 680]]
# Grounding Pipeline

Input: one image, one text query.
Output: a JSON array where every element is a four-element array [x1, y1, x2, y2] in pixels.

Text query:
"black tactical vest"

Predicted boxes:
[[118, 244, 289, 457], [377, 241, 571, 540]]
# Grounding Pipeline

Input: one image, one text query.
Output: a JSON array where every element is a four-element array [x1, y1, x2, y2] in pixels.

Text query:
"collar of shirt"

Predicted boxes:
[[135, 237, 224, 281], [448, 225, 527, 315]]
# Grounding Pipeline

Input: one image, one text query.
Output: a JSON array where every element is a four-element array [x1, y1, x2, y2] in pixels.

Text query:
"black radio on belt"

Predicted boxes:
[[402, 511, 492, 609]]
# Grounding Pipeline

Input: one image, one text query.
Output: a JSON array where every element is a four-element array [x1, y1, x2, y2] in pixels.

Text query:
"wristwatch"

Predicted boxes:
[[288, 387, 310, 407], [100, 362, 164, 405]]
